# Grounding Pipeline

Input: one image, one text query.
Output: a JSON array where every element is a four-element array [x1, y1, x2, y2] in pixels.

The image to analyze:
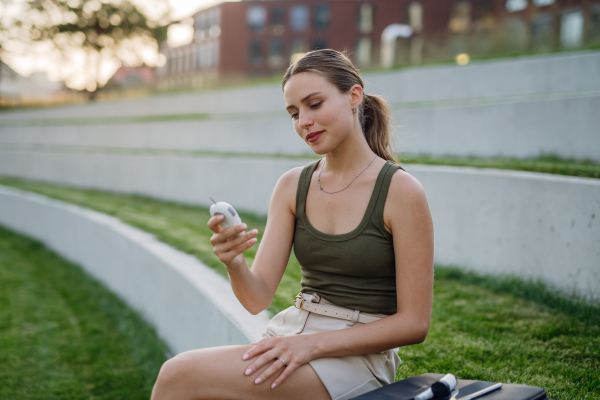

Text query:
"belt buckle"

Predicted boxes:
[[293, 294, 304, 309]]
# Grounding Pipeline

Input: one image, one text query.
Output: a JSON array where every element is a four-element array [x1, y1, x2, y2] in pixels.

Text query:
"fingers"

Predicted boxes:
[[242, 336, 307, 389], [209, 220, 249, 245], [243, 336, 275, 362], [269, 359, 298, 389], [206, 214, 225, 233], [243, 337, 288, 376], [244, 347, 283, 380], [218, 228, 259, 254], [211, 227, 258, 265], [255, 355, 291, 388]]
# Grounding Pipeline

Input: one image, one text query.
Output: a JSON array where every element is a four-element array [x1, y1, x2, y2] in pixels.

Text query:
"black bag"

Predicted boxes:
[[350, 373, 549, 400]]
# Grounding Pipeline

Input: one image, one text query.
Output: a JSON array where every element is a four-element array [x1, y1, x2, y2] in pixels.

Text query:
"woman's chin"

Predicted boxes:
[[309, 144, 330, 156]]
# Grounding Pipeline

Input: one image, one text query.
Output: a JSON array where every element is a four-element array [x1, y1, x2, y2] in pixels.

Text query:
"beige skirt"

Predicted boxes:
[[260, 292, 401, 400]]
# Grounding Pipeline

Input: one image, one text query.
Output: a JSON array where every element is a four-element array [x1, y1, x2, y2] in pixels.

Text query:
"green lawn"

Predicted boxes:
[[0, 178, 598, 400], [0, 143, 598, 179], [0, 225, 168, 400]]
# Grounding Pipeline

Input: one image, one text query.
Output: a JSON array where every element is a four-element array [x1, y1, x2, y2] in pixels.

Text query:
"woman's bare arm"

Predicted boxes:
[[208, 167, 300, 314]]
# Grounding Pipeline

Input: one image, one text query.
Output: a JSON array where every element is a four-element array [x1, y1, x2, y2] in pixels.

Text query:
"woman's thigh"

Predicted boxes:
[[151, 344, 332, 400]]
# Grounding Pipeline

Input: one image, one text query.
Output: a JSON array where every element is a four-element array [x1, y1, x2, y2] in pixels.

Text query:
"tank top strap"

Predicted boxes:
[[371, 161, 405, 238], [296, 159, 321, 218]]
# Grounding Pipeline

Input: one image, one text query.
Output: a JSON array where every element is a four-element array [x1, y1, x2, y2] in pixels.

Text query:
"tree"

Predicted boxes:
[[4, 0, 169, 94]]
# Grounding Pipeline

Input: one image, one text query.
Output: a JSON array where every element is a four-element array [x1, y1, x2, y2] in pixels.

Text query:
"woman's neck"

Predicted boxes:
[[322, 128, 379, 177]]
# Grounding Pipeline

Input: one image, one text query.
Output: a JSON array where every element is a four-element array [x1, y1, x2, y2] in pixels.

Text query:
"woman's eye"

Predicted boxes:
[[310, 102, 322, 109], [290, 113, 298, 120]]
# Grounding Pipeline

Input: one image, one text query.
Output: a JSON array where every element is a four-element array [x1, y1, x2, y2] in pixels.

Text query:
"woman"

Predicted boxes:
[[151, 49, 434, 400]]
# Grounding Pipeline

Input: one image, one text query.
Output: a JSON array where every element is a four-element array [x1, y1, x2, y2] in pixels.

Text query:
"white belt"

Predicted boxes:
[[293, 292, 387, 324]]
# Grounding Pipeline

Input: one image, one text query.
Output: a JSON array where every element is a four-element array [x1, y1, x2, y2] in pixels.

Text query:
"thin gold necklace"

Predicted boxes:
[[318, 155, 378, 194]]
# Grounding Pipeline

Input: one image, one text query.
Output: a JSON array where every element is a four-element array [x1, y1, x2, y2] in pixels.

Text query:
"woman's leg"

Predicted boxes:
[[151, 344, 332, 400]]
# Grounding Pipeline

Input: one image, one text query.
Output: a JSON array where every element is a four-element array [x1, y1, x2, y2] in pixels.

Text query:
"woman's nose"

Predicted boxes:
[[298, 113, 313, 130]]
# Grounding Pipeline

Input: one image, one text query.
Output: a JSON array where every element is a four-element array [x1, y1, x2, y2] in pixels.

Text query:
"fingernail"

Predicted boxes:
[[251, 229, 258, 234], [240, 223, 247, 230], [255, 377, 262, 384], [218, 214, 224, 219], [245, 368, 252, 375], [242, 353, 249, 360], [271, 383, 277, 389]]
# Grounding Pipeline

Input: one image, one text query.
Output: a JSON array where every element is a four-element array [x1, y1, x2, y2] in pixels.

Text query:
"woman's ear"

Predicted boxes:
[[349, 84, 364, 109]]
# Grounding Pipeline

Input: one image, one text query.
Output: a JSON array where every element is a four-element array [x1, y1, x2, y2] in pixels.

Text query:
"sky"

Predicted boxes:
[[1, 0, 231, 91], [170, 0, 223, 20]]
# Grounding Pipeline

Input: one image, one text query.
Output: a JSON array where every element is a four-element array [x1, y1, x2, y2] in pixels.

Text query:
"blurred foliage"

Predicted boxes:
[[19, 0, 168, 45], [5, 0, 169, 92]]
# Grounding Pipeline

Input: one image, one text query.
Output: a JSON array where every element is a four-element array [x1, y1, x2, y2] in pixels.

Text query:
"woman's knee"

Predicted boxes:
[[154, 352, 200, 398]]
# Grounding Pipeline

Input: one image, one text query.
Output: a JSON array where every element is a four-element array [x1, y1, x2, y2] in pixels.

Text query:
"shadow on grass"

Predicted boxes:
[[435, 264, 600, 326]]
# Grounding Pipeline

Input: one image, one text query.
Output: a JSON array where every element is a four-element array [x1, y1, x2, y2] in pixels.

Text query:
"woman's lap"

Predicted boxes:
[[261, 294, 401, 400], [152, 293, 400, 400], [151, 344, 331, 400]]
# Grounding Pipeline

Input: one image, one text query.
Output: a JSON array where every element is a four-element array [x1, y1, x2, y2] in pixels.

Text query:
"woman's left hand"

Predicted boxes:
[[242, 334, 318, 389]]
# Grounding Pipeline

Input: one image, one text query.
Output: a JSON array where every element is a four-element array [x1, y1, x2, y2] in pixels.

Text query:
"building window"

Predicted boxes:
[[247, 6, 266, 34], [533, 0, 553, 6], [531, 13, 553, 50], [356, 37, 372, 66], [314, 5, 330, 30], [312, 37, 327, 50], [269, 39, 284, 68], [407, 2, 423, 33], [212, 41, 220, 68], [473, 3, 495, 31], [448, 2, 471, 33], [290, 5, 309, 32], [504, 17, 528, 51], [291, 38, 306, 55], [506, 0, 527, 13], [560, 9, 583, 48], [591, 4, 600, 44], [248, 40, 262, 64], [358, 3, 373, 33], [271, 7, 285, 35]]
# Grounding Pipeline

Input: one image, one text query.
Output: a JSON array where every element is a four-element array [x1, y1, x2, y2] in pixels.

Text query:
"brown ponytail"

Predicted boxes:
[[282, 49, 401, 165]]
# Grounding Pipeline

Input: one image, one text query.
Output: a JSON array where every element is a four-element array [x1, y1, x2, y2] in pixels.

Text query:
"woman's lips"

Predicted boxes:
[[307, 131, 324, 142]]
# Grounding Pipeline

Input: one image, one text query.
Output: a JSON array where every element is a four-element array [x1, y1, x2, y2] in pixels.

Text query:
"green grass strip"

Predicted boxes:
[[398, 152, 600, 179], [0, 224, 168, 399], [1, 143, 598, 178], [1, 89, 598, 128], [0, 178, 598, 399]]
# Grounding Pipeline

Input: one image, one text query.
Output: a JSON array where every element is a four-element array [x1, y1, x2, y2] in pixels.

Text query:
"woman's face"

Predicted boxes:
[[283, 71, 361, 155]]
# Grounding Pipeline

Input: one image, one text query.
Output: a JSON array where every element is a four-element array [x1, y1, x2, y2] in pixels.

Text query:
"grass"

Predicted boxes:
[[0, 224, 168, 399], [0, 178, 598, 399], [2, 88, 598, 128], [0, 143, 598, 179], [398, 152, 600, 179]]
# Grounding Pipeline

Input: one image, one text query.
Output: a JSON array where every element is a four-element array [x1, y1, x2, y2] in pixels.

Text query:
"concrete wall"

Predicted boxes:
[[1, 151, 598, 301], [2, 93, 598, 161], [1, 52, 598, 161], [0, 51, 598, 120], [0, 185, 270, 355], [396, 94, 600, 160]]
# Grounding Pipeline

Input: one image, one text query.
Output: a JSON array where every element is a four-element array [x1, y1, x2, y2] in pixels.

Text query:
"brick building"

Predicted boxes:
[[156, 0, 600, 89]]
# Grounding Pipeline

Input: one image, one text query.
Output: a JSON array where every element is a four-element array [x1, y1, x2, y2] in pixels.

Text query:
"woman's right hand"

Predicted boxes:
[[207, 214, 259, 269]]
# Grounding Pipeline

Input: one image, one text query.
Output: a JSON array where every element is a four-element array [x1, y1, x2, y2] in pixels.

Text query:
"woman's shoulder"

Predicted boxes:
[[387, 166, 427, 206], [277, 159, 319, 189], [273, 164, 306, 216]]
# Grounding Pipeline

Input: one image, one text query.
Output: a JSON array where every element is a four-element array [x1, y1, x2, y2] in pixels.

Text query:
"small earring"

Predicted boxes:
[[353, 107, 358, 114]]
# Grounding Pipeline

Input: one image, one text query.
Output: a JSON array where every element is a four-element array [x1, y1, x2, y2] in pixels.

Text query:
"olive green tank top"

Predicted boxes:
[[293, 159, 404, 315]]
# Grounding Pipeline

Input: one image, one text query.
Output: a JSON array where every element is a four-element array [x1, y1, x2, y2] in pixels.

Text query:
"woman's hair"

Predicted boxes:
[[282, 49, 400, 164]]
